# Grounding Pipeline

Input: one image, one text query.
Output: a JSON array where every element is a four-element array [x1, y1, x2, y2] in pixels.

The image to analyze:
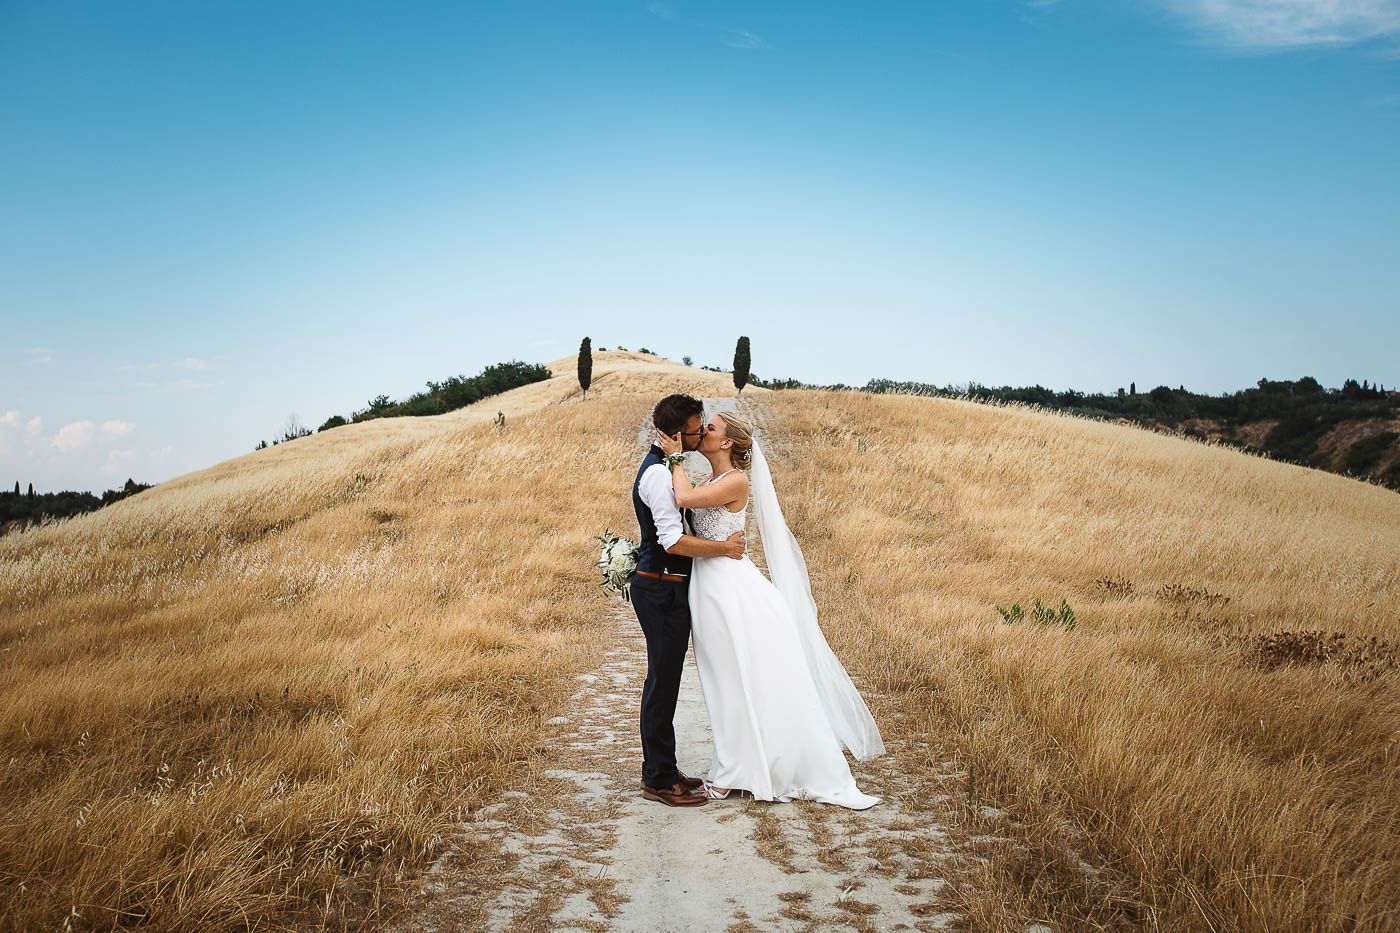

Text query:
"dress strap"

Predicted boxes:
[[706, 468, 739, 485]]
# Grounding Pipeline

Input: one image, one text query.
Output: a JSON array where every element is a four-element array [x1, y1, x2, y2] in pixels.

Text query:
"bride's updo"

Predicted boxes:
[[717, 411, 754, 469]]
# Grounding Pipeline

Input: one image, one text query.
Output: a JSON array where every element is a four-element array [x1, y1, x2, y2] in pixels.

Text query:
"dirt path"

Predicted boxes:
[[391, 400, 981, 932]]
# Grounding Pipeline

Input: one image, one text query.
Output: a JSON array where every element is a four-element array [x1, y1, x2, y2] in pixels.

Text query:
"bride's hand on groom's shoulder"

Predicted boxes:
[[656, 429, 682, 456]]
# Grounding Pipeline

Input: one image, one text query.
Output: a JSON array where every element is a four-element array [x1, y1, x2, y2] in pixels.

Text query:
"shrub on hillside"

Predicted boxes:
[[1265, 415, 1332, 465], [1343, 431, 1398, 476], [396, 394, 446, 417], [352, 361, 550, 423]]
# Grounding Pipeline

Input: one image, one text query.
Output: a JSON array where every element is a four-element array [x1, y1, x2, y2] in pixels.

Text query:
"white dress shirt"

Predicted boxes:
[[638, 462, 685, 553]]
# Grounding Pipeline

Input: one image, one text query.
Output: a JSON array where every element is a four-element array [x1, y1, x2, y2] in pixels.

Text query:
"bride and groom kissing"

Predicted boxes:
[[630, 393, 885, 809]]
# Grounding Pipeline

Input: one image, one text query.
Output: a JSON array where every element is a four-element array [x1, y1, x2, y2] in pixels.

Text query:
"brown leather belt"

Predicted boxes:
[[633, 569, 688, 583]]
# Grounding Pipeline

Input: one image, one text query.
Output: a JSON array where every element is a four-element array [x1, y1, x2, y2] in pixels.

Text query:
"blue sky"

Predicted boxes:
[[2, 0, 1398, 493]]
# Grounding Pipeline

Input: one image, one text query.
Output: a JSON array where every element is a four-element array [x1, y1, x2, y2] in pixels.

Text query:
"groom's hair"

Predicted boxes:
[[653, 394, 703, 435]]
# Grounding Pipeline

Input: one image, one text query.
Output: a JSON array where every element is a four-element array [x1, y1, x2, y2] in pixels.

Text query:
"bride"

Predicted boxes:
[[656, 411, 885, 809]]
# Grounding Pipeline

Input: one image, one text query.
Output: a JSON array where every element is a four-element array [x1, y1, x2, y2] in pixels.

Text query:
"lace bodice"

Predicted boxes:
[[689, 470, 747, 541], [691, 502, 746, 541]]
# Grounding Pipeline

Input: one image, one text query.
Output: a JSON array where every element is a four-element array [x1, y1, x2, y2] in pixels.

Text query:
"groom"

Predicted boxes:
[[631, 393, 746, 807]]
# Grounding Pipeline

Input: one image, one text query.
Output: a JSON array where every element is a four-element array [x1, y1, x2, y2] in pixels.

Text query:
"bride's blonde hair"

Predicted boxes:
[[717, 411, 754, 469]]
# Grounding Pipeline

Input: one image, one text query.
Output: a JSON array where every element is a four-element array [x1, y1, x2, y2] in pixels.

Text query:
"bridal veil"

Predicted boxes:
[[749, 438, 886, 761]]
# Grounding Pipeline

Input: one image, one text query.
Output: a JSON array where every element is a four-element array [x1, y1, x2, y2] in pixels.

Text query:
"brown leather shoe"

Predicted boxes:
[[676, 770, 704, 791], [641, 781, 709, 807]]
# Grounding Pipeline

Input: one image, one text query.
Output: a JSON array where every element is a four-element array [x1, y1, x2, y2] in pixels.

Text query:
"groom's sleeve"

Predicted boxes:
[[638, 464, 684, 551]]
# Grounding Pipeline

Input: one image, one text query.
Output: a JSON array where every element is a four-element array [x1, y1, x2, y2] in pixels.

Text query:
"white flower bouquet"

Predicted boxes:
[[594, 529, 640, 601]]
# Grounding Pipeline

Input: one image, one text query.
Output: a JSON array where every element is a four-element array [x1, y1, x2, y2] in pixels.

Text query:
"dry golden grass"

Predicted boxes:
[[8, 349, 1396, 931], [762, 389, 1400, 931], [0, 352, 744, 932]]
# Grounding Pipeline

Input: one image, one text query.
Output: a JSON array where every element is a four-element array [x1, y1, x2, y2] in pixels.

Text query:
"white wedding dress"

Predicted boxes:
[[687, 444, 884, 809]]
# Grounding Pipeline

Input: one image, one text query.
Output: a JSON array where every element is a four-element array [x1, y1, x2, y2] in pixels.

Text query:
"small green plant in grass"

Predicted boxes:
[[996, 602, 1025, 624], [494, 411, 506, 428], [997, 598, 1076, 630]]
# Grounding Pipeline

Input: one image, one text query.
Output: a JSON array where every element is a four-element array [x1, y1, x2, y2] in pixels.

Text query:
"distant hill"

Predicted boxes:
[[849, 376, 1400, 492]]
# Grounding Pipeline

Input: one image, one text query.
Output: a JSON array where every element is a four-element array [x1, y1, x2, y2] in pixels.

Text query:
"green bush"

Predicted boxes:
[[352, 361, 550, 423]]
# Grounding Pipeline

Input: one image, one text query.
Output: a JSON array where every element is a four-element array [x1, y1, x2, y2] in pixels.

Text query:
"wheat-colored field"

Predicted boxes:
[[3, 352, 1396, 931], [0, 353, 753, 932], [761, 389, 1400, 931]]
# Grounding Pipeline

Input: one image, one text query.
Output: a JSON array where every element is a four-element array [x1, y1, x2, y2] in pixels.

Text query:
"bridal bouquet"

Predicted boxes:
[[594, 529, 640, 601]]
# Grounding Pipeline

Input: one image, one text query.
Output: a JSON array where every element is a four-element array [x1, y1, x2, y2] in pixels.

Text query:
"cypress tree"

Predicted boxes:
[[12, 481, 17, 496], [578, 337, 592, 400], [1130, 382, 1136, 396], [733, 336, 751, 395], [27, 483, 34, 500]]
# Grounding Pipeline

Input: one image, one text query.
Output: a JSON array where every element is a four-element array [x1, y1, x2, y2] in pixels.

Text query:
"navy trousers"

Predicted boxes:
[[630, 574, 691, 789]]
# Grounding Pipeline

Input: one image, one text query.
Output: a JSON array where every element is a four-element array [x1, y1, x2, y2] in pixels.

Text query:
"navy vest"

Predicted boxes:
[[632, 445, 693, 576]]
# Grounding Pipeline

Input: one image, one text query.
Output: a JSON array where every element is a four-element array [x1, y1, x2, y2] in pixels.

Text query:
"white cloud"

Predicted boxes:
[[174, 357, 208, 369], [0, 411, 18, 455], [101, 449, 137, 475], [51, 420, 96, 452], [25, 416, 41, 438], [24, 347, 51, 365], [150, 445, 173, 463], [100, 419, 135, 436], [723, 29, 770, 49], [1160, 0, 1400, 50], [647, 2, 772, 50]]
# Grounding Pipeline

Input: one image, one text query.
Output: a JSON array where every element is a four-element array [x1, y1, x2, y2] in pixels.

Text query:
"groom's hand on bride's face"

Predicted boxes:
[[725, 530, 745, 559]]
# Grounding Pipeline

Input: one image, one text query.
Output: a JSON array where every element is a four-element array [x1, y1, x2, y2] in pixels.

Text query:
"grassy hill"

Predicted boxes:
[[858, 377, 1400, 492], [760, 390, 1399, 929], [2, 351, 1396, 931], [0, 352, 755, 931]]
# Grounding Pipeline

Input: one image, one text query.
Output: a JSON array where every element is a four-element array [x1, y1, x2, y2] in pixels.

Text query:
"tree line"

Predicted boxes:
[[2, 478, 153, 529], [254, 359, 552, 449]]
